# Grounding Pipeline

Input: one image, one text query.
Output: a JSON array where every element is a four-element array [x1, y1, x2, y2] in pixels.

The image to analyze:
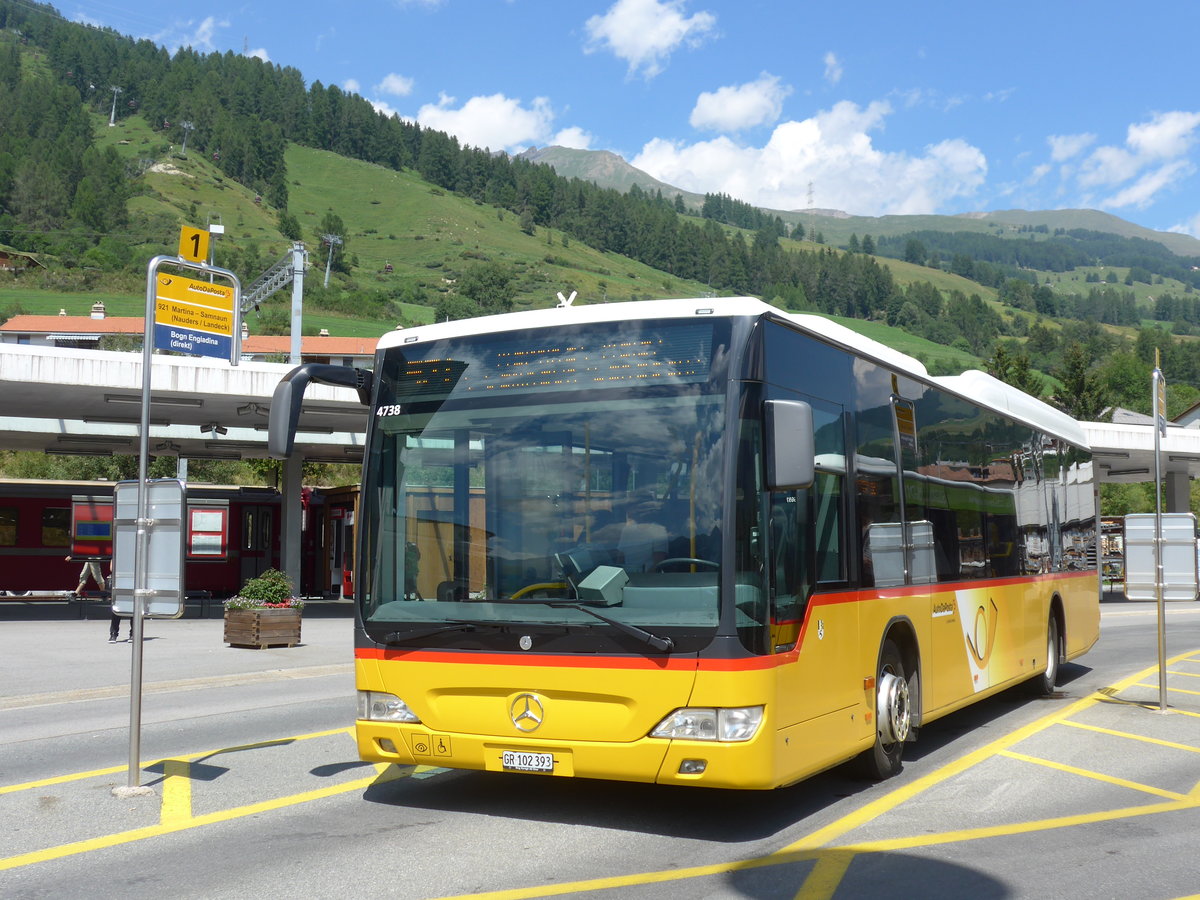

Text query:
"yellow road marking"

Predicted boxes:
[[1062, 719, 1200, 754], [998, 749, 1188, 800], [0, 726, 352, 795], [0, 751, 448, 873], [832, 798, 1197, 854], [427, 854, 812, 900], [793, 850, 854, 900], [781, 693, 1095, 853], [159, 760, 192, 825], [1134, 681, 1200, 697]]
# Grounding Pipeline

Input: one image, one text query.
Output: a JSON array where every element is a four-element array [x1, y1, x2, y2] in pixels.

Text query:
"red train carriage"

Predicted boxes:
[[0, 480, 354, 599]]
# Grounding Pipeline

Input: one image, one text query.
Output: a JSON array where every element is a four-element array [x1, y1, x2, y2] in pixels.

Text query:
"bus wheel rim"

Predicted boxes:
[[877, 669, 910, 744]]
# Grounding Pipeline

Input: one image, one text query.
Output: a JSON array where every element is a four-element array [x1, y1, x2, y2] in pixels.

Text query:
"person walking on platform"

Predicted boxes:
[[69, 556, 124, 642], [72, 556, 105, 599]]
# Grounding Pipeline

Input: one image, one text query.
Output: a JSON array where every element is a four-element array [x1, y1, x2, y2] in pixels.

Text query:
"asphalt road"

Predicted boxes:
[[1, 598, 1199, 900]]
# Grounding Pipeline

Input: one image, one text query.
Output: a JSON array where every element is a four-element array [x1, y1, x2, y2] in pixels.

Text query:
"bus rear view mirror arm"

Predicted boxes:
[[268, 363, 373, 459], [765, 399, 814, 491]]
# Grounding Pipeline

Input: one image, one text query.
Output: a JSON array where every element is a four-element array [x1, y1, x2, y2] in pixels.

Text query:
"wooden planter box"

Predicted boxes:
[[224, 607, 302, 649]]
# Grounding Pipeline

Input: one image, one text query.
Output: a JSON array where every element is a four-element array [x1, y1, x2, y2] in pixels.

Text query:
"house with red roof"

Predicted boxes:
[[0, 302, 377, 364]]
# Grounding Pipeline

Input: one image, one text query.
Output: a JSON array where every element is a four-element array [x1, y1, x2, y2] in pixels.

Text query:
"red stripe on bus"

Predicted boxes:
[[358, 570, 1098, 672]]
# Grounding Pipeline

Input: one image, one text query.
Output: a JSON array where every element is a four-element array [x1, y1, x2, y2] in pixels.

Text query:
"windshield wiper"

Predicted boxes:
[[381, 621, 481, 644], [545, 602, 674, 653]]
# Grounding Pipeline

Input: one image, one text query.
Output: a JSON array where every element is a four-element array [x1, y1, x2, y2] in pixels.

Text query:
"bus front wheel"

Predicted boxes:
[[857, 638, 909, 780], [1030, 613, 1061, 696]]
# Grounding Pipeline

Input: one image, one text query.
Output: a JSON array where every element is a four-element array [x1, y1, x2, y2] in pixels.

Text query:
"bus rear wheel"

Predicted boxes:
[[857, 638, 909, 780]]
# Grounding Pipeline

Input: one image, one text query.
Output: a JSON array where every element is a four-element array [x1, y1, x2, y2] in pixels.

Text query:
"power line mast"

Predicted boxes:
[[108, 86, 123, 127], [179, 121, 194, 157], [321, 233, 343, 288]]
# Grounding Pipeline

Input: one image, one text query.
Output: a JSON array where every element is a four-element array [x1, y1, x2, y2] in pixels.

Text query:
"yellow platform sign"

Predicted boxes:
[[177, 226, 210, 263], [156, 273, 234, 311], [153, 273, 236, 359]]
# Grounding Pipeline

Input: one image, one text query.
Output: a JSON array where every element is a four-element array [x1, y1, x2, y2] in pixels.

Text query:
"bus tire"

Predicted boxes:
[[1030, 613, 1061, 696], [857, 638, 909, 780]]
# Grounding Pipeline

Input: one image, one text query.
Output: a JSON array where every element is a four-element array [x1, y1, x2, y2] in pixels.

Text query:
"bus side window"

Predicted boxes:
[[766, 462, 844, 648], [813, 471, 844, 583], [768, 490, 803, 624]]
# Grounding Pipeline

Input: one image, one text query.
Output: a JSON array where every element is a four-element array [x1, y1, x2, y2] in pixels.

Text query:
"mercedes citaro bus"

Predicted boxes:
[[269, 296, 1098, 789]]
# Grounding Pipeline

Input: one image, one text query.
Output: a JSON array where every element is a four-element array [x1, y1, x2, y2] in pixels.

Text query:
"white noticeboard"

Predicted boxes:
[[1124, 513, 1199, 602], [112, 479, 186, 618]]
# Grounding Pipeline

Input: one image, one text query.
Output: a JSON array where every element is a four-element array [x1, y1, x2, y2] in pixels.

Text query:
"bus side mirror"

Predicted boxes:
[[267, 364, 373, 459], [765, 399, 814, 490]]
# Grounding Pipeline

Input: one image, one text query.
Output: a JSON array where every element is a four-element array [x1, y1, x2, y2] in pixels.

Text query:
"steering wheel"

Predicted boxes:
[[654, 558, 718, 572], [510, 581, 568, 599]]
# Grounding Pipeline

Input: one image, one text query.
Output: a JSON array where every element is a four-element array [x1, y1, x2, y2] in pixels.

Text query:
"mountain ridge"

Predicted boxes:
[[520, 146, 1200, 257]]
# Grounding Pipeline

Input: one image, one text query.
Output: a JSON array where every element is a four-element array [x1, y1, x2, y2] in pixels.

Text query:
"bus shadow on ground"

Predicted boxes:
[[720, 851, 1010, 899], [362, 665, 1092, 843], [364, 765, 859, 842]]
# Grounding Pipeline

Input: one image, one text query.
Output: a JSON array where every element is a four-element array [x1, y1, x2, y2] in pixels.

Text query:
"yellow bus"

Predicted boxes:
[[270, 296, 1098, 788]]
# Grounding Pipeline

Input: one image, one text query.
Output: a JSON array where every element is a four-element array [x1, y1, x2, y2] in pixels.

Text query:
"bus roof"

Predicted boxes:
[[379, 297, 1087, 449]]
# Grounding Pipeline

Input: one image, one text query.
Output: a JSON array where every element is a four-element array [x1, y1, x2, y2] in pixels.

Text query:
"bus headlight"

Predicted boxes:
[[650, 706, 763, 742], [357, 690, 422, 723]]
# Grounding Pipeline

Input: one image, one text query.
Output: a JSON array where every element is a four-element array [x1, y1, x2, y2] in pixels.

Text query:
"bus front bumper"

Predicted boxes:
[[356, 720, 778, 789]]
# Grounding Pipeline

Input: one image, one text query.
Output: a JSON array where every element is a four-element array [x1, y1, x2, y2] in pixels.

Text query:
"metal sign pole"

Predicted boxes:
[[117, 258, 160, 796], [1152, 361, 1168, 713], [115, 250, 241, 797]]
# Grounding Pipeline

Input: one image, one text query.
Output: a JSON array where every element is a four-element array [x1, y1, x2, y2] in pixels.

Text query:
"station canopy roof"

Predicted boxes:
[[3, 342, 1200, 482], [0, 343, 368, 463]]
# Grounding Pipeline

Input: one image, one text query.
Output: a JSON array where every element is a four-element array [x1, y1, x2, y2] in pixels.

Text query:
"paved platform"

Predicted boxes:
[[0, 598, 354, 702]]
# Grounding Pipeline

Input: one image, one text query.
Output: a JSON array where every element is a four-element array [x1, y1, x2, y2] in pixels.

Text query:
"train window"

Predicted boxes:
[[0, 506, 16, 546], [243, 509, 257, 551], [42, 508, 70, 547]]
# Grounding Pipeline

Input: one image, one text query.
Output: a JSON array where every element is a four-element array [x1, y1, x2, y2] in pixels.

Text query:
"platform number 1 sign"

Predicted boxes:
[[177, 225, 209, 264]]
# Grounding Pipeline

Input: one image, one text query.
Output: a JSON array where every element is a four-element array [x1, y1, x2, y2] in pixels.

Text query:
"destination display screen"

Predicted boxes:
[[378, 320, 721, 406]]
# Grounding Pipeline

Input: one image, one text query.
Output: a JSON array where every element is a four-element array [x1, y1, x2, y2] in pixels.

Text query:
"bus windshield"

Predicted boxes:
[[358, 318, 734, 654]]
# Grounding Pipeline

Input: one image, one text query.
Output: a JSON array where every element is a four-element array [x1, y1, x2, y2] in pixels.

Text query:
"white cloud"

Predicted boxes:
[[417, 93, 563, 152], [1028, 163, 1052, 184], [632, 100, 987, 216], [690, 73, 791, 132], [1048, 133, 1096, 162], [1102, 159, 1195, 210], [368, 99, 404, 119], [244, 47, 270, 62], [1077, 144, 1140, 188], [1127, 111, 1200, 159], [151, 16, 229, 53], [1055, 111, 1200, 210], [377, 73, 415, 97], [343, 79, 362, 95], [584, 0, 716, 78], [553, 126, 594, 149], [1168, 211, 1200, 238], [823, 52, 842, 86]]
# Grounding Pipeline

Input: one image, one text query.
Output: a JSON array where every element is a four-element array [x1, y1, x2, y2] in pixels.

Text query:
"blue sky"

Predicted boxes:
[[80, 0, 1200, 238]]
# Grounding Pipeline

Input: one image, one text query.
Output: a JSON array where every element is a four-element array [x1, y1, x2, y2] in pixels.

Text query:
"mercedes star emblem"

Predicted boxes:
[[509, 693, 545, 732]]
